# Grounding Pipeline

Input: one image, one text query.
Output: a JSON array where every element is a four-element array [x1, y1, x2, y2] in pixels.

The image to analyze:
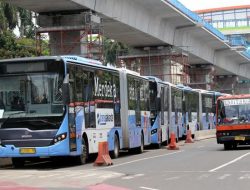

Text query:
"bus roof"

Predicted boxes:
[[144, 76, 163, 83], [0, 56, 62, 63], [218, 94, 250, 101], [0, 55, 103, 66], [62, 55, 102, 65], [176, 84, 193, 91]]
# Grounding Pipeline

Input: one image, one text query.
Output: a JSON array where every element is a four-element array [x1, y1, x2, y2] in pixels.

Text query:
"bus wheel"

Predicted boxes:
[[75, 137, 89, 165], [156, 132, 162, 149], [136, 133, 144, 154], [232, 143, 237, 150], [224, 143, 232, 150], [110, 134, 120, 159], [12, 158, 25, 168], [176, 129, 179, 143]]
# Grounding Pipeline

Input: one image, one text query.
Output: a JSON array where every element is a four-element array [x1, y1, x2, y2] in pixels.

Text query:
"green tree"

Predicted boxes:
[[0, 1, 18, 31], [104, 38, 130, 65], [0, 30, 49, 59], [0, 2, 49, 58], [18, 7, 35, 38]]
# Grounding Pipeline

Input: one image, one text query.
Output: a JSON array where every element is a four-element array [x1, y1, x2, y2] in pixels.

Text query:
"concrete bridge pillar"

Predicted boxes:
[[235, 81, 250, 94], [188, 64, 215, 90], [213, 75, 238, 94], [37, 11, 102, 58]]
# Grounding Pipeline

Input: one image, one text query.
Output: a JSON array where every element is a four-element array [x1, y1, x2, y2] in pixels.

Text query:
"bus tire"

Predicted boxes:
[[156, 131, 162, 149], [176, 128, 179, 143], [12, 158, 25, 168], [136, 133, 144, 154], [75, 136, 89, 165], [224, 143, 232, 150], [110, 134, 120, 159]]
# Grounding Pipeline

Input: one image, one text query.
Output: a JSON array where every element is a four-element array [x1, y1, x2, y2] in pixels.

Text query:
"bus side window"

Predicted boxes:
[[83, 71, 95, 128]]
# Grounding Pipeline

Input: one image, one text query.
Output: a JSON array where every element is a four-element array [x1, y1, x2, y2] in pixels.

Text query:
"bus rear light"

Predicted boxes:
[[52, 133, 67, 144], [217, 132, 230, 137], [217, 132, 223, 137]]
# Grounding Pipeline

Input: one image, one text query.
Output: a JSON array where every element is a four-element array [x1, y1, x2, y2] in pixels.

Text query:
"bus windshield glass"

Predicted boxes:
[[0, 60, 65, 121], [218, 98, 250, 125]]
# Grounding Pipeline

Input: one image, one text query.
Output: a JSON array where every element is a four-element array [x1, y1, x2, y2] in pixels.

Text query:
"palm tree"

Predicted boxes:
[[0, 2, 35, 38], [0, 1, 18, 31], [18, 7, 35, 38]]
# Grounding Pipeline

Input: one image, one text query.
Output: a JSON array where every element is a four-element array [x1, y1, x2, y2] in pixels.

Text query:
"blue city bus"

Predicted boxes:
[[147, 76, 169, 148], [0, 56, 151, 167], [170, 84, 183, 141], [194, 89, 218, 130], [177, 84, 199, 138]]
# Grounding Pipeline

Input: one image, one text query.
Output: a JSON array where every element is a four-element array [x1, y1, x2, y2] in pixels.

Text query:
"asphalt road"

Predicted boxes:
[[1, 139, 250, 190]]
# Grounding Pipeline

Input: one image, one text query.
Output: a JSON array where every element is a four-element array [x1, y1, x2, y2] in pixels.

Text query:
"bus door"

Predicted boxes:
[[163, 85, 169, 141], [159, 86, 165, 143], [67, 64, 77, 152], [127, 77, 141, 148], [135, 80, 141, 127], [135, 79, 141, 146]]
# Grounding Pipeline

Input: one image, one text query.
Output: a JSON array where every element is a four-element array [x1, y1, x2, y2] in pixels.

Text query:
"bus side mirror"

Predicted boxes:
[[62, 74, 70, 105]]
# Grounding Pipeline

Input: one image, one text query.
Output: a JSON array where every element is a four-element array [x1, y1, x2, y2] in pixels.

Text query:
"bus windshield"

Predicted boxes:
[[218, 98, 250, 125], [0, 60, 65, 122]]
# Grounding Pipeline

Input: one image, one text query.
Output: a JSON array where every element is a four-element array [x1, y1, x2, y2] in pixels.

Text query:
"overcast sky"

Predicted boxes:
[[178, 0, 250, 11]]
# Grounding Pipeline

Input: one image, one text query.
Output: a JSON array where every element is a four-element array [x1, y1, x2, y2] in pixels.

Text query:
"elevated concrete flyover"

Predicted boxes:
[[5, 0, 250, 81]]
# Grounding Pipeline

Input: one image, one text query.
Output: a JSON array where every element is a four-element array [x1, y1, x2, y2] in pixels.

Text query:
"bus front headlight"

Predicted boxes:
[[51, 133, 67, 145]]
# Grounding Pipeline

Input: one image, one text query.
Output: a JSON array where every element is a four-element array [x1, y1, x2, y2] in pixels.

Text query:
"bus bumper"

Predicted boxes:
[[217, 131, 250, 145], [0, 139, 70, 158]]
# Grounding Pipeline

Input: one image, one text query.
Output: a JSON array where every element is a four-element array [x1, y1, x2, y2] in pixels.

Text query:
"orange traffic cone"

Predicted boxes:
[[185, 130, 194, 143], [94, 141, 113, 166], [167, 132, 179, 150]]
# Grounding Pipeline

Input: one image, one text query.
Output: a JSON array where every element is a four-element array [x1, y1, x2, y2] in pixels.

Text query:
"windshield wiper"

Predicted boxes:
[[0, 111, 26, 127], [28, 119, 58, 127]]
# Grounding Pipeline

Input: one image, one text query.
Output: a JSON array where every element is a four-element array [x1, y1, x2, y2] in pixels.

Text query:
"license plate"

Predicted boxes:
[[235, 136, 245, 141], [19, 148, 36, 154]]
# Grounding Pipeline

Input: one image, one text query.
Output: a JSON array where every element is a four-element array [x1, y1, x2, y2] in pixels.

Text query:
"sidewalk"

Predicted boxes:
[[194, 129, 216, 141], [0, 158, 12, 167]]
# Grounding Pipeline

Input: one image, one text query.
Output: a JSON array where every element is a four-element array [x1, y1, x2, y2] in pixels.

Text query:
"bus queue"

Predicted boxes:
[[0, 55, 225, 167]]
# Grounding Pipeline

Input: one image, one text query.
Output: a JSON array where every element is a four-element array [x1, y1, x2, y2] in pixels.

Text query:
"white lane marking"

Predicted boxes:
[[140, 186, 159, 190], [165, 176, 180, 181], [198, 146, 204, 148], [239, 173, 250, 180], [209, 152, 250, 172], [38, 174, 61, 178], [134, 173, 145, 177], [82, 173, 99, 178], [106, 150, 184, 169], [13, 175, 33, 179], [98, 174, 116, 179], [218, 174, 231, 180], [122, 176, 134, 180], [197, 174, 211, 180], [122, 173, 145, 180]]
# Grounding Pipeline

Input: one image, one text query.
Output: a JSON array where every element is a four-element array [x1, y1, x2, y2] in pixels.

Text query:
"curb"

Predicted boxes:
[[0, 158, 12, 167]]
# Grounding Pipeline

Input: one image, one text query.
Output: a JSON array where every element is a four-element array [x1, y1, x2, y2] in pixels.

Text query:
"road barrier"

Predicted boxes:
[[167, 132, 180, 150], [94, 141, 113, 166], [185, 130, 194, 143]]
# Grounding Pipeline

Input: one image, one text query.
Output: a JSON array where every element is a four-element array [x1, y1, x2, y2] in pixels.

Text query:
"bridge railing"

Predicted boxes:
[[163, 0, 226, 41]]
